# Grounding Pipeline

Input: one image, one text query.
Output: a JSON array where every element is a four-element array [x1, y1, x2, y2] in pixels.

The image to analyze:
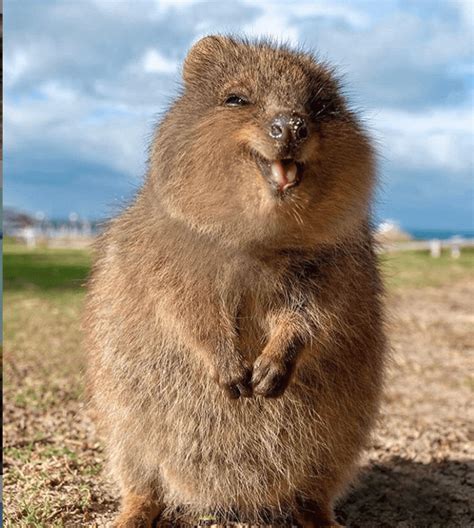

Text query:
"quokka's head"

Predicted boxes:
[[150, 36, 376, 250]]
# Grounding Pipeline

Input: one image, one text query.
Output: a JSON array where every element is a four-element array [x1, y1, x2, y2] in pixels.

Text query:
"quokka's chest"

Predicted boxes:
[[230, 267, 297, 361]]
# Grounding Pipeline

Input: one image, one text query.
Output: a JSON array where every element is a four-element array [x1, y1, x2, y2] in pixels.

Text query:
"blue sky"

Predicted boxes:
[[4, 0, 474, 230]]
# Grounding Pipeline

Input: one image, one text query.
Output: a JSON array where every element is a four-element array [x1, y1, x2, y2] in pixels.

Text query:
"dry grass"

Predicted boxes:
[[3, 243, 474, 527]]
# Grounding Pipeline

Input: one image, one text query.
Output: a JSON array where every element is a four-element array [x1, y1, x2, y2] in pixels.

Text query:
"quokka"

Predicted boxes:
[[86, 36, 387, 528]]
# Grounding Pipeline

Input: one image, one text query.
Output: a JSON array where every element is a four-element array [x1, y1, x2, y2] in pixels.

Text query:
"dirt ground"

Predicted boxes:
[[339, 281, 473, 527], [3, 251, 473, 527]]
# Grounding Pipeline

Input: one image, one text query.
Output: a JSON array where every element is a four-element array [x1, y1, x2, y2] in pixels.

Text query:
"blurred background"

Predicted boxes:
[[3, 2, 474, 527], [4, 0, 474, 244]]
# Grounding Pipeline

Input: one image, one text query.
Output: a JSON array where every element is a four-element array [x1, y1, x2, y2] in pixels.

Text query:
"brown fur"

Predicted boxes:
[[85, 36, 386, 527]]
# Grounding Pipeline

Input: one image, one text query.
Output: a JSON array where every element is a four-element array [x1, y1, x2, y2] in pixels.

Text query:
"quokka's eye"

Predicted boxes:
[[224, 94, 249, 107]]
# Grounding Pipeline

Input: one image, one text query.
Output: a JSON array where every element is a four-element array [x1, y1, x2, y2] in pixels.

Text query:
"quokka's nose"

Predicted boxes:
[[268, 114, 309, 145]]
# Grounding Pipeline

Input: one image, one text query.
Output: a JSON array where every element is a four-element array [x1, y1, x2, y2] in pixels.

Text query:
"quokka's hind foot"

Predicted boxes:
[[112, 492, 164, 528]]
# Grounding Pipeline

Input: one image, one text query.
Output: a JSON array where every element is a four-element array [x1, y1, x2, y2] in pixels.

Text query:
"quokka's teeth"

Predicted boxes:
[[286, 162, 297, 183], [270, 160, 298, 189], [271, 160, 286, 186]]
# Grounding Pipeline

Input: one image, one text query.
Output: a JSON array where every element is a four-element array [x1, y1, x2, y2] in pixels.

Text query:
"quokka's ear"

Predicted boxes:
[[182, 35, 237, 86]]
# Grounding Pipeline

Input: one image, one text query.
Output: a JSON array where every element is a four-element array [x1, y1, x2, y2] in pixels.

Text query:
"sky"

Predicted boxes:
[[4, 0, 474, 231]]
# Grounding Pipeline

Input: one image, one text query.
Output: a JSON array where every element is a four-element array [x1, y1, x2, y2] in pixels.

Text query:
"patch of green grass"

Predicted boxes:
[[3, 243, 91, 292], [42, 445, 78, 461], [19, 499, 63, 528], [3, 242, 473, 296], [83, 462, 103, 477], [13, 387, 42, 408], [4, 445, 37, 462], [381, 248, 474, 290], [78, 484, 93, 509]]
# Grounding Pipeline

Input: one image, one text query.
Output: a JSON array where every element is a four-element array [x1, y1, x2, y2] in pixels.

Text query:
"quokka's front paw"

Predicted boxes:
[[251, 354, 295, 398], [211, 355, 253, 399]]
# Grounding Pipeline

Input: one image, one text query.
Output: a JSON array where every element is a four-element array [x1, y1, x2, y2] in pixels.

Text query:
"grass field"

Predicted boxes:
[[3, 242, 474, 527]]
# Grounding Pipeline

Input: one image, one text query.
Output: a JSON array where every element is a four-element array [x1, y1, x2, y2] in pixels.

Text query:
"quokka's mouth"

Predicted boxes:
[[252, 152, 304, 194]]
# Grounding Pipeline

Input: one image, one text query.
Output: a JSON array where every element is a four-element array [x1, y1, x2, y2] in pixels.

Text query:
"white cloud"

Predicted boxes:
[[241, 0, 371, 38], [154, 0, 203, 12], [242, 8, 299, 45], [374, 104, 474, 174], [456, 0, 474, 29], [39, 81, 78, 103], [4, 82, 150, 178], [290, 0, 371, 29], [4, 49, 30, 87], [142, 48, 178, 74]]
